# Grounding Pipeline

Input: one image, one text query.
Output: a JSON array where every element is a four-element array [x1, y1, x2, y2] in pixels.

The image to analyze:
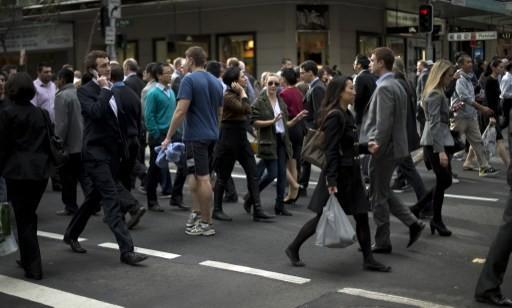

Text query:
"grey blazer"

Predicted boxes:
[[360, 73, 409, 159], [420, 90, 454, 153], [54, 83, 83, 154]]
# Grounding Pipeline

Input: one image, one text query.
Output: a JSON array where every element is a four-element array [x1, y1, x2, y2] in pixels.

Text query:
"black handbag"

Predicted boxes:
[[446, 129, 465, 155], [39, 109, 68, 168]]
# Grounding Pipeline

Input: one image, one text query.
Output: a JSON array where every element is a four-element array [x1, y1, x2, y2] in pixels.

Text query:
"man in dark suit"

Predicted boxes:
[[298, 60, 325, 196], [123, 58, 145, 98], [361, 47, 425, 253], [474, 164, 512, 306], [63, 50, 147, 265], [353, 55, 377, 127]]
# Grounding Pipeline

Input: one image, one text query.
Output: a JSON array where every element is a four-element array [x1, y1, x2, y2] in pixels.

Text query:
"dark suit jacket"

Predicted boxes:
[[112, 84, 142, 140], [0, 100, 52, 180], [354, 70, 377, 125], [78, 80, 126, 162], [396, 76, 420, 151], [124, 74, 145, 99], [304, 78, 326, 129]]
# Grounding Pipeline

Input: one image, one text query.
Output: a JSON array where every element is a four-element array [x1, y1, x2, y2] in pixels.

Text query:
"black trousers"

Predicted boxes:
[[146, 136, 165, 203], [119, 137, 140, 191], [65, 157, 134, 255], [170, 144, 187, 202], [298, 160, 311, 189], [214, 123, 261, 207], [6, 178, 48, 274], [475, 192, 512, 297], [59, 153, 82, 213], [394, 155, 428, 201]]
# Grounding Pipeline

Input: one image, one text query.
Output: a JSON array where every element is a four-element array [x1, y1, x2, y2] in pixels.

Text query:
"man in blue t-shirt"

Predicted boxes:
[[162, 46, 223, 236]]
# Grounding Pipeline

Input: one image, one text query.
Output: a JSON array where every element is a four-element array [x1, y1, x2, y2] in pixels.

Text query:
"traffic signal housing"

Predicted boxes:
[[418, 4, 433, 33]]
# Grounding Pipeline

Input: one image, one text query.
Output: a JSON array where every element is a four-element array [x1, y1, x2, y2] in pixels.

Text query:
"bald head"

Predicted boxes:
[[123, 58, 139, 74]]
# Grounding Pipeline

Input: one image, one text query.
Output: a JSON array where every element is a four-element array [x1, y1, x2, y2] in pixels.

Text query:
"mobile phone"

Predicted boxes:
[[89, 69, 99, 79]]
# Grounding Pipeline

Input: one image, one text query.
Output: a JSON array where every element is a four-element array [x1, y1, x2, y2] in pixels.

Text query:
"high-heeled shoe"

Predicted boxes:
[[285, 247, 305, 267], [430, 220, 452, 237], [284, 187, 300, 204]]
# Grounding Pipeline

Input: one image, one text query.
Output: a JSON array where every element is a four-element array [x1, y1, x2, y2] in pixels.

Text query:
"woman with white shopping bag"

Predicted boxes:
[[285, 76, 391, 272]]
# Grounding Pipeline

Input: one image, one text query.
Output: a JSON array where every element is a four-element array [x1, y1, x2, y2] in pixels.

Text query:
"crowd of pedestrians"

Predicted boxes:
[[1, 46, 512, 306]]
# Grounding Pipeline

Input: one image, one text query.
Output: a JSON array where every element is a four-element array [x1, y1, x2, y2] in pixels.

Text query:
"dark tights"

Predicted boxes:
[[288, 212, 373, 261]]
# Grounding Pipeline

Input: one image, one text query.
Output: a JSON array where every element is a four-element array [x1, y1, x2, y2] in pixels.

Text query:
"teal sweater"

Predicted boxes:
[[144, 85, 176, 139]]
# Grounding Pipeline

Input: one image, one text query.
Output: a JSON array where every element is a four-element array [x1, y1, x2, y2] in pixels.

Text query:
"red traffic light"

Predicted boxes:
[[419, 8, 429, 15]]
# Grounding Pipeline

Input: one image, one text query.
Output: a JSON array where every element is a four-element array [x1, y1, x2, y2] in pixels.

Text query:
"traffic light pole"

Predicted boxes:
[[426, 1, 433, 60]]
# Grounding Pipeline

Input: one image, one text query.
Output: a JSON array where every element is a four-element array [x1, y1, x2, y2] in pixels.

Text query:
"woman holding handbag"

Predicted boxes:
[[0, 73, 53, 280], [412, 60, 456, 236], [285, 76, 390, 272]]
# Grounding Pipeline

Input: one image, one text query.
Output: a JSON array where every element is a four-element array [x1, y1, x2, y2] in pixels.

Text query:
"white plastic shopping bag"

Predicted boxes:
[[315, 194, 356, 248], [0, 202, 18, 256], [482, 123, 497, 158]]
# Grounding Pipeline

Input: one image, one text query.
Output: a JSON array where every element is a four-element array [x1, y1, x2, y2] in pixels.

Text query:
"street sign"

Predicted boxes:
[[448, 31, 497, 41], [109, 0, 121, 19], [105, 26, 115, 44]]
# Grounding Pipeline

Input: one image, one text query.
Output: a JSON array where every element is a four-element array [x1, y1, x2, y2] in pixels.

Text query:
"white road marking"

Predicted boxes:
[[444, 194, 498, 202], [0, 274, 123, 308], [337, 288, 454, 308], [98, 242, 181, 260], [199, 260, 310, 285], [37, 231, 87, 242]]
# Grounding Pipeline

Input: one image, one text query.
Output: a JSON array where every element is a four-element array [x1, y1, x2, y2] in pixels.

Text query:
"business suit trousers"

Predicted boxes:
[[65, 159, 134, 255], [6, 179, 48, 275], [59, 153, 82, 213], [119, 137, 140, 191], [475, 192, 512, 297], [394, 155, 428, 201], [146, 136, 167, 203], [0, 176, 6, 202], [370, 152, 417, 247]]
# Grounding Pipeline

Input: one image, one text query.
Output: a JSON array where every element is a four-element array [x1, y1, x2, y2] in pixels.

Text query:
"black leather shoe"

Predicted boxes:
[[243, 198, 252, 214], [363, 258, 392, 272], [298, 186, 308, 197], [275, 207, 293, 216], [56, 209, 74, 216], [24, 271, 43, 280], [212, 210, 232, 221], [476, 294, 512, 306], [170, 198, 190, 210], [285, 247, 305, 267], [371, 245, 392, 254], [148, 203, 164, 212], [407, 221, 425, 248], [63, 237, 87, 253], [121, 252, 148, 265], [127, 207, 146, 230], [253, 206, 274, 222]]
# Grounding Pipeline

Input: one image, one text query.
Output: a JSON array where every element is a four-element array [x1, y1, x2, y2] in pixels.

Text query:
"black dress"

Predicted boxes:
[[308, 108, 369, 215]]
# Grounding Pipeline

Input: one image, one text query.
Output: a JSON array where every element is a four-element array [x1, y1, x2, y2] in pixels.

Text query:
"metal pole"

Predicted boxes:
[[426, 0, 433, 60], [107, 0, 117, 61]]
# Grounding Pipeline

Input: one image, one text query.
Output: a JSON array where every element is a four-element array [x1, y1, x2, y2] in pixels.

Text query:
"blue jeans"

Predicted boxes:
[[0, 176, 6, 202], [256, 135, 287, 204]]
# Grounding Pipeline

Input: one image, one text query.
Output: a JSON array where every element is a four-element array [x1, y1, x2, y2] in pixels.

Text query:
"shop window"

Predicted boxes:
[[386, 36, 406, 59], [116, 40, 138, 64], [357, 32, 381, 57], [297, 31, 328, 65], [153, 36, 210, 63], [217, 33, 256, 77]]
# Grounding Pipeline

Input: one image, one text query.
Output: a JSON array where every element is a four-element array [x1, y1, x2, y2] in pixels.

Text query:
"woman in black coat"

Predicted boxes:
[[285, 76, 390, 272], [0, 73, 53, 280]]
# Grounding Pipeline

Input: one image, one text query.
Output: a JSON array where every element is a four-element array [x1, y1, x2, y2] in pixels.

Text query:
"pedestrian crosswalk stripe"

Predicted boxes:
[[0, 274, 123, 308], [37, 230, 87, 242], [199, 260, 311, 285], [337, 288, 454, 308], [444, 194, 498, 202], [98, 242, 181, 260]]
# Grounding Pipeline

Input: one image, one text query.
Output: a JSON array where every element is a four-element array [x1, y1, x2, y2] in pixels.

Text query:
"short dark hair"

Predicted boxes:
[[37, 62, 52, 73], [57, 68, 74, 84], [124, 59, 138, 72], [300, 60, 318, 75], [281, 68, 298, 86], [456, 53, 471, 66], [222, 66, 242, 87], [84, 50, 108, 72], [110, 64, 124, 82], [153, 62, 171, 79], [318, 66, 333, 78], [372, 47, 395, 71], [5, 72, 36, 102], [227, 58, 240, 68], [206, 61, 221, 78], [355, 55, 370, 70], [185, 46, 207, 67]]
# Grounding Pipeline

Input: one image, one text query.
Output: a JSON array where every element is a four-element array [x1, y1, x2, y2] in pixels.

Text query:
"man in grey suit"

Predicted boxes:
[[54, 68, 83, 216], [361, 47, 425, 253]]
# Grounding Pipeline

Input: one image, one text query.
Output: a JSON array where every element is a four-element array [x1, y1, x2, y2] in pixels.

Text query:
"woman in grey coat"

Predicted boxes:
[[412, 60, 455, 236]]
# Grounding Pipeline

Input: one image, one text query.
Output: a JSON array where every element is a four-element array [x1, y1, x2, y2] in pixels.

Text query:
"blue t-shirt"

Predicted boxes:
[[177, 71, 224, 141]]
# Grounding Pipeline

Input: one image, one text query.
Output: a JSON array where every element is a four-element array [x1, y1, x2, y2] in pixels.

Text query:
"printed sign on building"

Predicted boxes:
[[2, 23, 73, 52], [296, 5, 329, 30]]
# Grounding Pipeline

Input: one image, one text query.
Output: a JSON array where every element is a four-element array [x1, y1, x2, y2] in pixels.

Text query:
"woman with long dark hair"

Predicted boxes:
[[212, 66, 273, 222], [285, 76, 390, 272], [0, 73, 53, 279]]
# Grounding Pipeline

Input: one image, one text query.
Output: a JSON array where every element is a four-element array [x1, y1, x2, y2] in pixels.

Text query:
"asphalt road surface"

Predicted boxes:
[[1, 156, 510, 308]]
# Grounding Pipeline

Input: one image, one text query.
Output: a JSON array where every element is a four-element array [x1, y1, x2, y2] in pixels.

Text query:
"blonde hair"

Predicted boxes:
[[421, 59, 453, 109]]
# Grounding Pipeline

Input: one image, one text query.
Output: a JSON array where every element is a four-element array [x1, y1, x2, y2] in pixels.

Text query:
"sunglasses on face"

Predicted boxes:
[[267, 81, 279, 86]]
